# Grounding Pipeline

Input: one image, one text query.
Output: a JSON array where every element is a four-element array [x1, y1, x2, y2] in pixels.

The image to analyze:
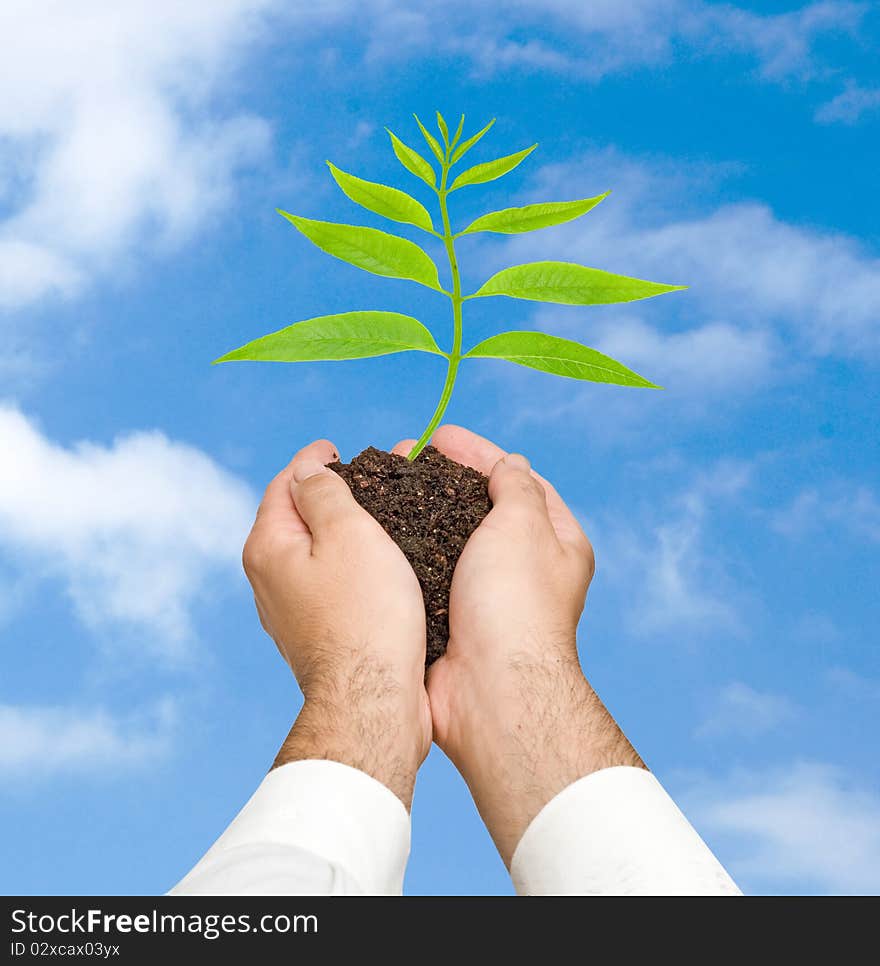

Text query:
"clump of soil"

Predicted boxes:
[[329, 446, 491, 667]]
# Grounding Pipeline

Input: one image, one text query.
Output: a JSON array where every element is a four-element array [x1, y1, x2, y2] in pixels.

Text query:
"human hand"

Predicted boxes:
[[393, 426, 644, 860], [243, 439, 432, 807]]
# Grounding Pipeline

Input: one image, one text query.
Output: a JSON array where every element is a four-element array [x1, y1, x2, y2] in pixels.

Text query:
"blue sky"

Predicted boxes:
[[1, 0, 878, 896]]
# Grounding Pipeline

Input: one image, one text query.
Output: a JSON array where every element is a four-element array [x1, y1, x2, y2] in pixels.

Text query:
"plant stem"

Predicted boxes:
[[407, 158, 463, 460]]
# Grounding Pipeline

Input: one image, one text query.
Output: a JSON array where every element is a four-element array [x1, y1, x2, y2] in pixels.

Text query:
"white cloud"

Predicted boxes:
[[794, 611, 842, 644], [607, 513, 734, 635], [504, 150, 880, 362], [351, 1, 863, 84], [630, 205, 880, 359], [0, 405, 255, 656], [0, 2, 867, 313], [825, 667, 880, 701], [0, 326, 50, 389], [0, 241, 82, 307], [599, 460, 752, 636], [492, 314, 776, 436], [0, 700, 174, 778], [685, 762, 880, 894], [589, 316, 777, 393], [687, 0, 863, 81], [0, 0, 276, 309], [772, 482, 880, 542], [816, 83, 880, 124], [697, 682, 798, 738]]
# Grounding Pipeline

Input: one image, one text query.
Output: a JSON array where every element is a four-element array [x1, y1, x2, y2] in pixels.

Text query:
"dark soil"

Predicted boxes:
[[329, 446, 491, 667]]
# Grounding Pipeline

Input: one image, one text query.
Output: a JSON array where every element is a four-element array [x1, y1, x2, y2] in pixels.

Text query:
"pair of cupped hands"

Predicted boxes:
[[243, 424, 641, 865]]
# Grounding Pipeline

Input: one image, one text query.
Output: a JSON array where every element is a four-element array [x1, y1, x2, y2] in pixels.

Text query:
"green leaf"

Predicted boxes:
[[327, 162, 434, 231], [473, 261, 686, 305], [278, 211, 441, 290], [450, 114, 465, 149], [450, 144, 537, 191], [214, 312, 444, 365], [436, 111, 450, 146], [414, 114, 444, 163], [460, 193, 610, 236], [465, 331, 660, 388], [451, 118, 495, 164], [386, 128, 436, 188]]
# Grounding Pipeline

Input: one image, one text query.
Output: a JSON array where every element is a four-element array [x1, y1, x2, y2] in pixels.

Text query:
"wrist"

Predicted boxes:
[[439, 648, 586, 771], [275, 666, 430, 809], [287, 632, 427, 706], [439, 653, 644, 864]]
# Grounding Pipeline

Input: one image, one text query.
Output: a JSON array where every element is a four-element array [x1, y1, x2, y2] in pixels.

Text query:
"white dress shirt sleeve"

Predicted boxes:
[[167, 760, 410, 896], [510, 766, 741, 896]]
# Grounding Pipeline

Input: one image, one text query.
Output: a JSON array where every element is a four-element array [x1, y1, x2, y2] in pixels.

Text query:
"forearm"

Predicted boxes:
[[449, 651, 739, 895], [454, 653, 644, 866], [274, 660, 426, 810]]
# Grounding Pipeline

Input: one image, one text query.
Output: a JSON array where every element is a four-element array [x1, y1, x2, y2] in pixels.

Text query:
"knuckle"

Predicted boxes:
[[320, 505, 372, 543], [241, 534, 267, 577], [340, 507, 376, 539], [497, 473, 546, 512], [299, 470, 343, 503], [318, 513, 352, 540], [518, 473, 546, 502], [578, 537, 596, 581], [500, 498, 541, 526]]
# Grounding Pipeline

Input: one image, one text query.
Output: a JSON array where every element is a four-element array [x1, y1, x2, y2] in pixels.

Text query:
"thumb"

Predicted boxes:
[[488, 453, 554, 530], [289, 458, 360, 536]]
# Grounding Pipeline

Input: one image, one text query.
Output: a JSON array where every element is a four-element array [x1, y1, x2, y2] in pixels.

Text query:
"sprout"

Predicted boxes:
[[215, 113, 683, 460]]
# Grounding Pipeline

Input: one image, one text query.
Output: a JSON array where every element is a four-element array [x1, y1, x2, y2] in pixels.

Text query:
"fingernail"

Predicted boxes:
[[505, 453, 531, 472], [292, 459, 327, 483]]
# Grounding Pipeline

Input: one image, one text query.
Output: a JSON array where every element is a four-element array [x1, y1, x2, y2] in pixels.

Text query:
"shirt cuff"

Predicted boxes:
[[510, 766, 741, 896], [170, 760, 411, 896]]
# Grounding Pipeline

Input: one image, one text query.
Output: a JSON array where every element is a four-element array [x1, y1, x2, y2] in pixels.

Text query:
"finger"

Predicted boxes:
[[391, 438, 417, 457], [255, 439, 340, 535], [432, 425, 583, 548], [290, 448, 362, 539], [430, 424, 507, 475], [487, 453, 555, 537], [530, 469, 592, 555]]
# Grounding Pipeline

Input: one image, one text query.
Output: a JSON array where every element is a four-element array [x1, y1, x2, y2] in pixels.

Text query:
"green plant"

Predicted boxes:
[[215, 113, 684, 460]]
